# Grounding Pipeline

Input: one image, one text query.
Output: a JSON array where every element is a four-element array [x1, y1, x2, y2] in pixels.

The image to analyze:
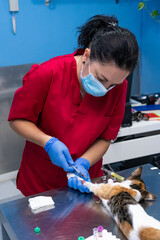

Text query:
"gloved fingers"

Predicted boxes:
[[61, 153, 74, 172], [63, 163, 75, 173], [73, 170, 84, 180], [68, 176, 91, 193], [73, 165, 91, 182], [85, 175, 91, 182], [62, 148, 75, 172], [63, 148, 74, 166], [74, 157, 90, 170], [77, 180, 85, 193], [68, 176, 78, 190], [74, 171, 89, 182], [77, 180, 91, 193]]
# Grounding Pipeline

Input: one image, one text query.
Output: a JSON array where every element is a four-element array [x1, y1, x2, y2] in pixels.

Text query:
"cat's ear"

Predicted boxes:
[[143, 191, 156, 201], [130, 167, 142, 179]]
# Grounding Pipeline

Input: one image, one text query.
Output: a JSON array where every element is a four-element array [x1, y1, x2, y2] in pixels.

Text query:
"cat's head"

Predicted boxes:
[[127, 166, 156, 201]]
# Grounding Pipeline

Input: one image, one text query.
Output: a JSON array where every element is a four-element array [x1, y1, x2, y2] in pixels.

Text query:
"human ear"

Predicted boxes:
[[82, 48, 91, 64]]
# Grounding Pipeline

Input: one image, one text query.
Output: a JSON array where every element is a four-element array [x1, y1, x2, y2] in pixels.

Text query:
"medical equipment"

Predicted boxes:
[[86, 228, 121, 240], [93, 228, 98, 239], [45, 0, 50, 6], [97, 226, 103, 237], [69, 164, 87, 180], [8, 0, 19, 34], [102, 168, 124, 182]]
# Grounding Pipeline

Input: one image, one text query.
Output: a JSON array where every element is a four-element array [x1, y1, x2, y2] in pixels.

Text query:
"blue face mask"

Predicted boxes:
[[80, 61, 114, 97]]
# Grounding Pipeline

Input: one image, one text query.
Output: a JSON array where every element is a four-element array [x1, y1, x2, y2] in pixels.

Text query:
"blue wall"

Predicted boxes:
[[140, 0, 160, 94], [1, 0, 159, 94], [0, 0, 140, 66]]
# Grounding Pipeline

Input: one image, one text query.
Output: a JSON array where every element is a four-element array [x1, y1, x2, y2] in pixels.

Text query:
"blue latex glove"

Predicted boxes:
[[68, 157, 91, 193], [45, 137, 74, 172]]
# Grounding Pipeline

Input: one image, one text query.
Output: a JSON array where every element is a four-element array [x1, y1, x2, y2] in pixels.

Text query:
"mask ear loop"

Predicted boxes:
[[81, 62, 84, 78], [81, 58, 90, 78], [88, 59, 91, 74]]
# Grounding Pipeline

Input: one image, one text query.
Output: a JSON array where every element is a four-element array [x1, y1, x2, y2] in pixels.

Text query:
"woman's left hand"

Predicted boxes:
[[68, 157, 91, 193]]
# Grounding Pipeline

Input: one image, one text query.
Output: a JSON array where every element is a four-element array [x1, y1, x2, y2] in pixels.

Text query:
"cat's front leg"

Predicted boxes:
[[83, 181, 112, 200], [82, 181, 98, 192]]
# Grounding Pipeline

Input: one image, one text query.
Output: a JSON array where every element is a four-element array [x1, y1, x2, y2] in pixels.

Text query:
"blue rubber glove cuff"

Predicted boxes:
[[44, 137, 59, 153], [76, 157, 90, 171]]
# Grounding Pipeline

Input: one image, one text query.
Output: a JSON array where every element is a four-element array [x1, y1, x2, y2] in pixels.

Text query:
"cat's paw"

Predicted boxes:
[[82, 181, 95, 192]]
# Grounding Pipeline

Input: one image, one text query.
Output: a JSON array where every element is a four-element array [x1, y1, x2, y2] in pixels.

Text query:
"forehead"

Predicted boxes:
[[91, 61, 130, 84]]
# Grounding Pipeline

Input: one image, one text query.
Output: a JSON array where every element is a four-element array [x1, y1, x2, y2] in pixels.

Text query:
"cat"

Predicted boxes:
[[82, 167, 160, 240]]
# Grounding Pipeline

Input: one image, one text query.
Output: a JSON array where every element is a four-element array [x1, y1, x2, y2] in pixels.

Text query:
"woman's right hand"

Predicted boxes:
[[45, 137, 75, 172]]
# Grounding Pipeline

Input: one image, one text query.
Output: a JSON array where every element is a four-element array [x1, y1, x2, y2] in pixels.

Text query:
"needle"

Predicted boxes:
[[69, 164, 87, 180]]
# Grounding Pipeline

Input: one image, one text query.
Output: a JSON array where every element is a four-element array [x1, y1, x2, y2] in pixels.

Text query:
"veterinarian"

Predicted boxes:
[[8, 15, 139, 196]]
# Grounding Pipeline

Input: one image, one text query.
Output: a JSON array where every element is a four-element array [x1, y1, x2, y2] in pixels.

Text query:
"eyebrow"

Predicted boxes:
[[95, 69, 124, 87], [100, 74, 109, 82], [100, 73, 123, 86], [95, 71, 109, 82]]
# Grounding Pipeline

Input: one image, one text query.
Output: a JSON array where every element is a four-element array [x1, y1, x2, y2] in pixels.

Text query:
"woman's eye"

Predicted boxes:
[[97, 76, 104, 82]]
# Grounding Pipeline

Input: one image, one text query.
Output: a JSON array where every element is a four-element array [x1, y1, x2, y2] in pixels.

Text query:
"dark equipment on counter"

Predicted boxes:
[[132, 93, 160, 105], [122, 102, 132, 127], [121, 73, 133, 127], [132, 111, 150, 122]]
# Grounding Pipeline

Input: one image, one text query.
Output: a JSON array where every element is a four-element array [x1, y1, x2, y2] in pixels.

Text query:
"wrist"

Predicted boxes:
[[44, 137, 59, 153], [41, 135, 52, 148]]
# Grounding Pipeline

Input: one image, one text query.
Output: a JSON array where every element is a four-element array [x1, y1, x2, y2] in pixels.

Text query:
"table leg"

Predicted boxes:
[[1, 224, 11, 240]]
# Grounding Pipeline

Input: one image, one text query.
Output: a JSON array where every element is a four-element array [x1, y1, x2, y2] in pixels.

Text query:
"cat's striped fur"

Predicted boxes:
[[83, 167, 160, 240]]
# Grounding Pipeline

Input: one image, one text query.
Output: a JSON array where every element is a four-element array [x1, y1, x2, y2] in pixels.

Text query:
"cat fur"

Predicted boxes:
[[83, 167, 160, 240]]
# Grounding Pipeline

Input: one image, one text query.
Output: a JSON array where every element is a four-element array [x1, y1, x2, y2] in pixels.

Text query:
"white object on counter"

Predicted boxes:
[[28, 196, 55, 211], [86, 229, 121, 240]]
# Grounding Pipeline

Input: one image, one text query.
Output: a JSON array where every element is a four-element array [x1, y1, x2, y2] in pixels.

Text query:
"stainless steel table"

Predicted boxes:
[[0, 164, 160, 240]]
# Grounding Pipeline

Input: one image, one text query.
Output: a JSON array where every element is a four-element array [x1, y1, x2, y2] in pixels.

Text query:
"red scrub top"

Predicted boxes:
[[8, 49, 127, 196]]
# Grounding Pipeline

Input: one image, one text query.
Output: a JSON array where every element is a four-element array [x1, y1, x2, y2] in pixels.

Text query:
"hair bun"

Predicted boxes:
[[77, 15, 119, 49], [108, 22, 118, 27], [77, 14, 139, 72]]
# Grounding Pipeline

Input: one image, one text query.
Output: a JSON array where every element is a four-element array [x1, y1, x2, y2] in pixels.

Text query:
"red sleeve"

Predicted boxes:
[[100, 80, 128, 140], [8, 64, 53, 124]]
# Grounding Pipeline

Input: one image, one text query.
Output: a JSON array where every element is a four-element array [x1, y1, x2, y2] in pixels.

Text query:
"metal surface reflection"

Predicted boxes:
[[0, 164, 160, 240]]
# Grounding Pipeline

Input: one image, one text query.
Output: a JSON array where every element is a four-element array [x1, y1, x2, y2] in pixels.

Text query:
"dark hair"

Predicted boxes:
[[77, 15, 139, 72]]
